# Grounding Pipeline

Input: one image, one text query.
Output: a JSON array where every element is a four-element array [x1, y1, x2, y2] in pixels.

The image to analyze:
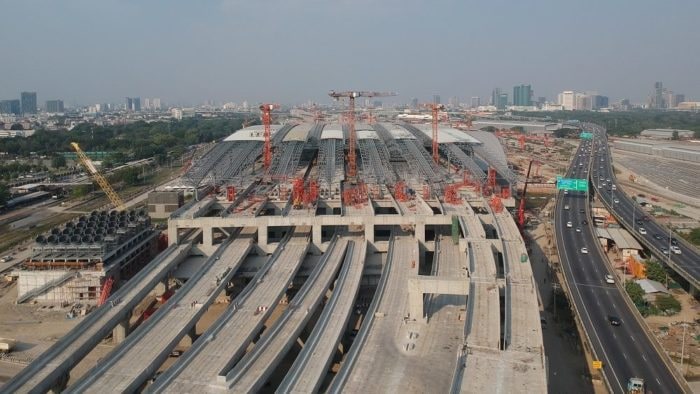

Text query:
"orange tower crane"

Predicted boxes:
[[260, 103, 278, 170], [422, 103, 445, 164], [328, 90, 397, 180]]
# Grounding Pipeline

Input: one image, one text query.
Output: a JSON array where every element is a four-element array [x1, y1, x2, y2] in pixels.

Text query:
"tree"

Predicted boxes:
[[10, 123, 23, 130], [672, 130, 679, 140], [644, 260, 667, 283], [71, 184, 92, 198], [0, 183, 9, 205], [624, 280, 646, 306], [51, 155, 67, 168], [655, 294, 681, 315]]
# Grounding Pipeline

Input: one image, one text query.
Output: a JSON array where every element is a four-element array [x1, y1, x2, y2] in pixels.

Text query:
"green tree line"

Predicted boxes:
[[0, 117, 248, 161], [513, 111, 700, 137]]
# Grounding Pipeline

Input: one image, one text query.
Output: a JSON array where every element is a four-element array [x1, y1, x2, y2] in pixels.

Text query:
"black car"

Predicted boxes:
[[579, 208, 585, 214], [608, 315, 621, 326], [636, 219, 644, 226], [653, 234, 663, 240], [582, 219, 588, 225], [670, 238, 678, 246]]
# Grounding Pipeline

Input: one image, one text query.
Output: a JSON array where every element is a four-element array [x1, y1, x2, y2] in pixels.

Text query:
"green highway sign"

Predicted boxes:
[[556, 177, 589, 191], [580, 132, 594, 139]]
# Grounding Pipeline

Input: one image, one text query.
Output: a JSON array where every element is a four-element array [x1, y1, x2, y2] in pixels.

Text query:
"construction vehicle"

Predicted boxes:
[[0, 338, 16, 353], [627, 377, 645, 393], [70, 142, 126, 211]]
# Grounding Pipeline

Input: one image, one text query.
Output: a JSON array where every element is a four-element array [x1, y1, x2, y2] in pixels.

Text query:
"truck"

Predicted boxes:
[[0, 338, 16, 353], [627, 377, 645, 394]]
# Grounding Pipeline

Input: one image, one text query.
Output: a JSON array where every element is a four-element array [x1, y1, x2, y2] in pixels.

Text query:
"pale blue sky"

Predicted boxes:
[[1, 0, 698, 106]]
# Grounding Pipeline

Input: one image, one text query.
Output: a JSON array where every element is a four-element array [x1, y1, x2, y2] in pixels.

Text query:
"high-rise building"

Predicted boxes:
[[144, 98, 151, 110], [433, 95, 441, 105], [497, 93, 508, 110], [0, 100, 21, 115], [410, 98, 419, 109], [46, 100, 64, 113], [126, 97, 141, 112], [491, 88, 502, 106], [664, 92, 685, 109], [21, 92, 37, 115], [653, 82, 664, 109], [448, 96, 459, 109], [591, 95, 609, 110], [513, 84, 533, 106], [152, 98, 161, 110], [558, 91, 576, 110], [470, 97, 480, 108]]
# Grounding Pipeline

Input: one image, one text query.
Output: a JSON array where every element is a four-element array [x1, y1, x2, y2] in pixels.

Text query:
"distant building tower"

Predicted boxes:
[[433, 95, 441, 105], [0, 100, 21, 115], [410, 98, 419, 109], [558, 91, 577, 110], [654, 82, 664, 109], [46, 100, 64, 113], [144, 98, 151, 110], [21, 92, 37, 115], [591, 95, 609, 110], [491, 88, 501, 106], [513, 84, 533, 106], [470, 97, 480, 108], [497, 93, 508, 110], [152, 98, 161, 110], [126, 97, 141, 112]]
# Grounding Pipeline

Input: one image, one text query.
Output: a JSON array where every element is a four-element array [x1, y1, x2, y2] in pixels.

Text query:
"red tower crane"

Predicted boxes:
[[260, 103, 278, 170], [328, 90, 397, 180], [421, 103, 445, 164], [517, 160, 535, 231]]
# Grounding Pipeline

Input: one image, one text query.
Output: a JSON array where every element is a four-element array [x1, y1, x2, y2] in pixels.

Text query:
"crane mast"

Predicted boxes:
[[70, 142, 126, 211], [328, 90, 397, 180], [259, 104, 277, 170]]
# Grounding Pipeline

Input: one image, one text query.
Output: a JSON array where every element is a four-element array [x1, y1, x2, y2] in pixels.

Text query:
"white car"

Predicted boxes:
[[605, 274, 615, 284], [566, 221, 573, 228], [580, 247, 589, 254], [613, 198, 620, 204], [638, 227, 647, 235], [670, 245, 682, 254], [575, 227, 582, 233]]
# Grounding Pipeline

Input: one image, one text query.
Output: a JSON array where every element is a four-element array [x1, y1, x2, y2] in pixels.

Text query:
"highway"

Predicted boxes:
[[149, 227, 310, 393], [555, 134, 687, 393], [66, 229, 255, 393], [275, 235, 366, 394], [591, 127, 700, 289], [1, 238, 195, 393]]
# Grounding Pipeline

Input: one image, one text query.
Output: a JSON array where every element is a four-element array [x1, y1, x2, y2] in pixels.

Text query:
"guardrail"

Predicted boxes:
[[554, 144, 614, 394], [591, 166, 692, 392]]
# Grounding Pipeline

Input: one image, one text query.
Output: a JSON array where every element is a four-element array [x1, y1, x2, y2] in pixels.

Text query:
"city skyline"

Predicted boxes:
[[1, 0, 699, 105]]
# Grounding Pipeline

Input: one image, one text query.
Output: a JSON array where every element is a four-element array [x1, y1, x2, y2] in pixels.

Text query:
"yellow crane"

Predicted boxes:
[[70, 142, 126, 211]]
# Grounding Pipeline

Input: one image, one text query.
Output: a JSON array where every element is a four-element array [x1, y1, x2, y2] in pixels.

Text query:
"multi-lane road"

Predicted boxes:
[[555, 135, 687, 393], [590, 126, 700, 289]]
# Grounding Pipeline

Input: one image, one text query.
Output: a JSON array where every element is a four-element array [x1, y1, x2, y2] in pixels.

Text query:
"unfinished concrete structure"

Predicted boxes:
[[6, 119, 545, 393]]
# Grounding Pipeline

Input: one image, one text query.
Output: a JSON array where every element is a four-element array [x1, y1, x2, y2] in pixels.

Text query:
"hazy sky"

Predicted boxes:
[[1, 0, 699, 106]]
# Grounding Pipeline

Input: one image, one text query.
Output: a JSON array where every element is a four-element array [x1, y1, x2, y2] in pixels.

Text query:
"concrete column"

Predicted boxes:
[[689, 285, 698, 298], [203, 226, 213, 248], [168, 225, 179, 246], [415, 223, 426, 244], [113, 318, 129, 343], [407, 278, 424, 322], [258, 225, 268, 256], [49, 373, 70, 394], [313, 225, 322, 250], [364, 224, 374, 244]]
